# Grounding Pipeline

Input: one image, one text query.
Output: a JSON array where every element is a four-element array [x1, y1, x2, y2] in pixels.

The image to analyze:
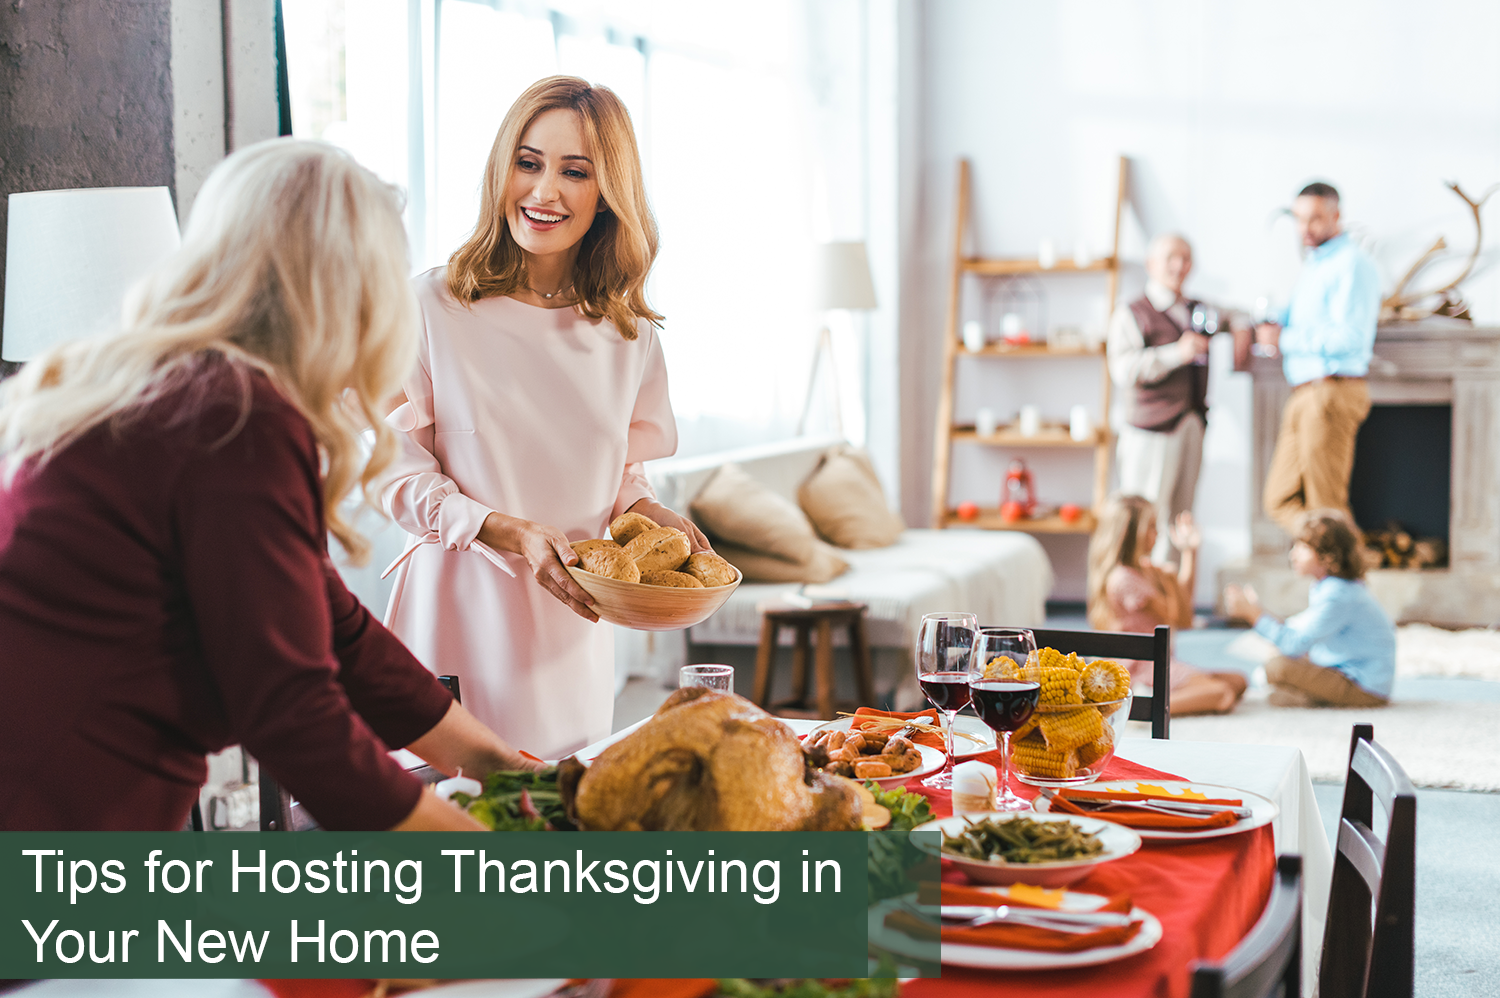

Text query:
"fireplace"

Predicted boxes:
[[1349, 404, 1451, 567], [1232, 318, 1500, 625]]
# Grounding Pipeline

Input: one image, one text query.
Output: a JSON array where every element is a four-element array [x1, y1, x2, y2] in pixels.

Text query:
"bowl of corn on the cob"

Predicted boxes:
[[984, 648, 1134, 788]]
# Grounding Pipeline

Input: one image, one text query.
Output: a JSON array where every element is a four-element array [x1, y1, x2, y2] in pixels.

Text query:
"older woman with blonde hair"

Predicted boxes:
[[1087, 494, 1247, 715], [381, 76, 703, 758], [0, 139, 537, 831]]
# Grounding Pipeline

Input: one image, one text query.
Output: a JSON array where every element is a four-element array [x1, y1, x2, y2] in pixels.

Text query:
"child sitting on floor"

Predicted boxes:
[[1087, 494, 1248, 715], [1224, 509, 1394, 708]]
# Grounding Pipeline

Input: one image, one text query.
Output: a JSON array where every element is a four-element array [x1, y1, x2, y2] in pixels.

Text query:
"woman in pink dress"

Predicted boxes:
[[381, 77, 706, 758], [1086, 494, 1247, 715]]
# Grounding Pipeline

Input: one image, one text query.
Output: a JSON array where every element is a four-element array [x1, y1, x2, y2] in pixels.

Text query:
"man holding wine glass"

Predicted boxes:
[[1107, 234, 1253, 562]]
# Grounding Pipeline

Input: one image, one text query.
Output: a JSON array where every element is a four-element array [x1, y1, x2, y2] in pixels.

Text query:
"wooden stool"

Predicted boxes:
[[752, 603, 875, 719]]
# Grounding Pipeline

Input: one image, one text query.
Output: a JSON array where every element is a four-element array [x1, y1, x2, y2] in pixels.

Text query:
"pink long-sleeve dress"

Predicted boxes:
[[380, 268, 677, 758]]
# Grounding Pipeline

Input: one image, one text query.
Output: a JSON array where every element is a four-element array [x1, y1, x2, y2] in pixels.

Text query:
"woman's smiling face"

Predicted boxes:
[[504, 108, 601, 265]]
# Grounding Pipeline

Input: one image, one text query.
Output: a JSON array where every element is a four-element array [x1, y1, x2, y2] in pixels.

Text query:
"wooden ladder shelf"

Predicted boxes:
[[931, 156, 1129, 535]]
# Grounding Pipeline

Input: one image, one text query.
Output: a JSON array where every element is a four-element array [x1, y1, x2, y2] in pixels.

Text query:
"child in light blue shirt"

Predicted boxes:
[[1225, 510, 1394, 707]]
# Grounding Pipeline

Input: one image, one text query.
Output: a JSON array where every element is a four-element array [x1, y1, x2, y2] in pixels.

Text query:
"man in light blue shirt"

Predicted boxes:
[[1255, 182, 1382, 532]]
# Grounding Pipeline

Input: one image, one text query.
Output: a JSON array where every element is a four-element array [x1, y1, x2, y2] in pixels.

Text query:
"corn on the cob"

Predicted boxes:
[[1037, 706, 1104, 751], [1080, 658, 1131, 703], [983, 654, 1021, 680], [1077, 724, 1115, 769], [1038, 669, 1082, 705], [1011, 736, 1078, 779]]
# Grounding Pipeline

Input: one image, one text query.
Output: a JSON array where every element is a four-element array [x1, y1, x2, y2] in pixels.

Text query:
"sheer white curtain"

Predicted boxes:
[[285, 0, 855, 460]]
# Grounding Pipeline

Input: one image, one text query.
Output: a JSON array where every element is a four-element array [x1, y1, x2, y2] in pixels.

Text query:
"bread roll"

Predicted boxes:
[[624, 527, 691, 573], [571, 538, 621, 558], [575, 545, 641, 583], [683, 551, 736, 588], [608, 512, 659, 546], [639, 569, 703, 588]]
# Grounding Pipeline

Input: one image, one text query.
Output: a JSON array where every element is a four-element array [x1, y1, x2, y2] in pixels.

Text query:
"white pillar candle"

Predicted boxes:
[[1037, 239, 1057, 269], [975, 407, 998, 437], [1070, 404, 1093, 441], [1018, 404, 1041, 437], [963, 320, 986, 352]]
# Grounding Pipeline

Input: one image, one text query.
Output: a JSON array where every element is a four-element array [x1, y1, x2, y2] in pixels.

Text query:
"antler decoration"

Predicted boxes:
[[1382, 180, 1500, 321]]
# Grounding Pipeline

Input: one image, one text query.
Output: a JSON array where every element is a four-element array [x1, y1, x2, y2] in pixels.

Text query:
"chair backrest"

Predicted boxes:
[[1028, 625, 1170, 739], [1320, 724, 1416, 998], [1191, 854, 1303, 998], [258, 674, 464, 832]]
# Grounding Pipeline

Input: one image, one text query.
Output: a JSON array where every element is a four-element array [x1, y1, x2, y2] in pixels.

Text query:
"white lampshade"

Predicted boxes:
[[812, 240, 877, 312], [3, 186, 181, 362]]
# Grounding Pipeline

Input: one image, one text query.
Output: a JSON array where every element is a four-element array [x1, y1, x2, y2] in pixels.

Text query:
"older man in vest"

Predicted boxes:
[[1108, 234, 1250, 561]]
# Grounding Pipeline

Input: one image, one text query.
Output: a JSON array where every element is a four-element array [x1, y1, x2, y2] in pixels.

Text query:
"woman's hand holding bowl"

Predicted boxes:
[[628, 497, 712, 554], [479, 512, 599, 622]]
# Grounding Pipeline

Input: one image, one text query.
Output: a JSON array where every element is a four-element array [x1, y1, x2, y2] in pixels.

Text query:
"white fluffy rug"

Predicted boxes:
[[1165, 688, 1500, 791]]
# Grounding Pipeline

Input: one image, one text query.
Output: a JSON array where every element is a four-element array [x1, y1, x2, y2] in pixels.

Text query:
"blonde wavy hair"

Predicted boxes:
[[0, 139, 417, 565], [1086, 494, 1157, 629], [446, 75, 662, 340]]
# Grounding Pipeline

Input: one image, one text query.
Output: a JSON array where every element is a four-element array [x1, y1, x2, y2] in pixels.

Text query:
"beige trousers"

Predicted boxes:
[[1266, 655, 1388, 707], [1117, 411, 1205, 562], [1263, 377, 1371, 532]]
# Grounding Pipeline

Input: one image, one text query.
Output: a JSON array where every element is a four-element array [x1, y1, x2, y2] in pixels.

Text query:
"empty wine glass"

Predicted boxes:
[[968, 627, 1041, 811], [915, 612, 979, 789]]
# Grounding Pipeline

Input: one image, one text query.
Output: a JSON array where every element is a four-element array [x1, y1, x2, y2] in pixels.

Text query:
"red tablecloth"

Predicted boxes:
[[262, 753, 1274, 998], [900, 750, 1276, 998]]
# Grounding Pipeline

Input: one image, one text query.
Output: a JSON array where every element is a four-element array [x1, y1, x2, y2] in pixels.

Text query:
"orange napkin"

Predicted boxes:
[[1048, 793, 1240, 831], [884, 908, 1143, 953], [260, 982, 372, 998], [853, 706, 943, 749], [922, 881, 1133, 914], [1061, 787, 1244, 806]]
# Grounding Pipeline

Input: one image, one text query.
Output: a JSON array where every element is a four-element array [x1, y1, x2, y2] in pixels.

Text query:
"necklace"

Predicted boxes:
[[527, 282, 575, 301]]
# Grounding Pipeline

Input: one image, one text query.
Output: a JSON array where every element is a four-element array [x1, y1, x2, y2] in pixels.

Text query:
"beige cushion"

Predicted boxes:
[[798, 445, 905, 549], [713, 543, 848, 585], [690, 462, 849, 583]]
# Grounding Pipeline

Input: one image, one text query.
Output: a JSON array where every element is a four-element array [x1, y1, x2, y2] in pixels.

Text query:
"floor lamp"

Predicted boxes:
[[798, 240, 878, 437], [2, 186, 181, 364]]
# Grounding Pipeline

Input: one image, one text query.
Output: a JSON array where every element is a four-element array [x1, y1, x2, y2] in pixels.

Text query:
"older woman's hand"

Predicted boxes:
[[628, 498, 712, 554]]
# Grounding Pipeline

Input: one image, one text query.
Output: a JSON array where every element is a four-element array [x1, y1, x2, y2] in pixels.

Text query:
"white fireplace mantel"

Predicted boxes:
[[1238, 318, 1500, 625]]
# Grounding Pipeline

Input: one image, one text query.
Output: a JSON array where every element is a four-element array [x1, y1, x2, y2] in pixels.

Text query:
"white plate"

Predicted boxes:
[[1033, 780, 1280, 841], [805, 714, 997, 759], [867, 895, 1163, 970], [912, 811, 1142, 887], [855, 743, 947, 789], [422, 981, 570, 997]]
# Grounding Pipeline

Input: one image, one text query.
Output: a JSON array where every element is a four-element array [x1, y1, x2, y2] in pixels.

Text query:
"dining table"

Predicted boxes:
[[559, 717, 1335, 998], [12, 725, 1331, 998]]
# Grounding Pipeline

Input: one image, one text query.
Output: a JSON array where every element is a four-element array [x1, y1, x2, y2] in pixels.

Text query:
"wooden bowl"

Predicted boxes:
[[566, 564, 741, 631]]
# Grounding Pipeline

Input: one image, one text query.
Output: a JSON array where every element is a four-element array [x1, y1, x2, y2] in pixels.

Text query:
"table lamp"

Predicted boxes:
[[798, 240, 878, 436], [2, 186, 181, 363]]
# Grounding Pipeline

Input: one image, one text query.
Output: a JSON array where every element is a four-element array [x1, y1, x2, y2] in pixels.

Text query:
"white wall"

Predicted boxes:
[[904, 0, 1500, 602]]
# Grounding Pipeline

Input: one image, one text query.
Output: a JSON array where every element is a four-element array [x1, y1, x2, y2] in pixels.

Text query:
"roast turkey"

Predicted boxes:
[[560, 687, 863, 831]]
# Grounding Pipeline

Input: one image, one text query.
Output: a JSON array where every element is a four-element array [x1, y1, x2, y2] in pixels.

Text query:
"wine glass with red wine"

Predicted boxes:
[[968, 627, 1041, 811], [915, 612, 979, 789]]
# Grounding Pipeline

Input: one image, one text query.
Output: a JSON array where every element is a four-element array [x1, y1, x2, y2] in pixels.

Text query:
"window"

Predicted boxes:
[[285, 0, 865, 454]]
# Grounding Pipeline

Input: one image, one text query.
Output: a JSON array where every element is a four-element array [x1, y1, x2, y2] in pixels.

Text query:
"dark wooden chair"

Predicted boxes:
[[259, 674, 462, 831], [1029, 625, 1171, 739], [1320, 723, 1416, 998], [752, 602, 874, 719], [1190, 854, 1303, 998]]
